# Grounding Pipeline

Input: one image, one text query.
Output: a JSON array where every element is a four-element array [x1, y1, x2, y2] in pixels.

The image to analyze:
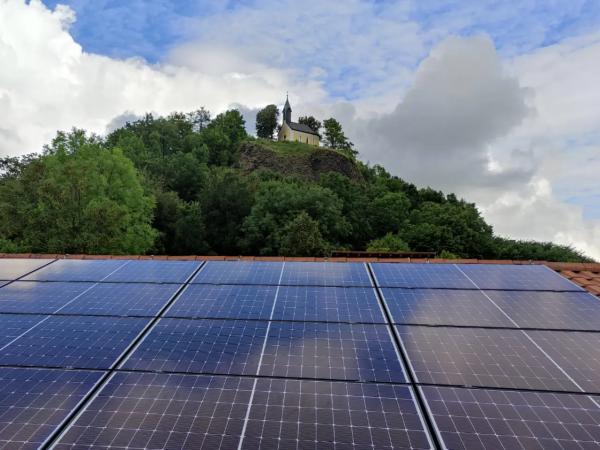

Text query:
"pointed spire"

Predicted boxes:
[[283, 93, 291, 124]]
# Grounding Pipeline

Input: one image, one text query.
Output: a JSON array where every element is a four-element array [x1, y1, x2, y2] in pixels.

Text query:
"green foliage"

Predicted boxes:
[[322, 117, 357, 158], [298, 116, 322, 138], [256, 105, 279, 139], [370, 192, 411, 237], [278, 212, 328, 256], [439, 250, 460, 259], [367, 233, 410, 252], [492, 237, 593, 262]]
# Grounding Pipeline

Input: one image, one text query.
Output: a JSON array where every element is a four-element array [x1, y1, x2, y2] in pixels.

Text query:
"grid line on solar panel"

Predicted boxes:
[[381, 288, 515, 327], [0, 316, 150, 370], [0, 258, 54, 281], [0, 367, 104, 450], [241, 378, 433, 449], [456, 263, 584, 292], [420, 385, 600, 450], [272, 285, 386, 323], [191, 261, 284, 285], [53, 372, 254, 450], [484, 290, 600, 331], [396, 325, 580, 392], [101, 260, 201, 283], [372, 263, 475, 289], [259, 322, 407, 383], [525, 331, 600, 394], [279, 262, 373, 287], [22, 259, 130, 282], [0, 282, 94, 314], [165, 284, 278, 320], [120, 318, 268, 376]]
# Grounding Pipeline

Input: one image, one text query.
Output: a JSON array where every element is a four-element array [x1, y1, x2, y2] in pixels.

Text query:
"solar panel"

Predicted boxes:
[[0, 367, 103, 449], [272, 286, 386, 323], [280, 262, 372, 287], [396, 325, 579, 391], [526, 330, 600, 393], [0, 258, 53, 281], [101, 260, 201, 283], [57, 282, 180, 317], [166, 284, 278, 320], [0, 316, 149, 370], [23, 259, 128, 282], [0, 281, 93, 314], [241, 379, 433, 449], [485, 290, 600, 331], [381, 288, 514, 327], [121, 318, 268, 375], [259, 322, 406, 383], [372, 263, 475, 289], [192, 261, 284, 285], [0, 314, 47, 348], [456, 263, 583, 291], [421, 386, 600, 450], [53, 372, 254, 449]]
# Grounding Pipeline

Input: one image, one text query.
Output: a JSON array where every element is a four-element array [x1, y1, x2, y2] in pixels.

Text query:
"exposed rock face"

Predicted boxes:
[[239, 142, 363, 182]]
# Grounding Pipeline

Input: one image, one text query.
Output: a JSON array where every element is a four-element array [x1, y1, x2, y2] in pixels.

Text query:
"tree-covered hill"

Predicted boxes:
[[0, 109, 593, 262]]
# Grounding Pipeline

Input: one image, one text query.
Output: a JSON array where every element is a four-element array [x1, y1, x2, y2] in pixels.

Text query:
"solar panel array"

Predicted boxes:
[[0, 258, 599, 449]]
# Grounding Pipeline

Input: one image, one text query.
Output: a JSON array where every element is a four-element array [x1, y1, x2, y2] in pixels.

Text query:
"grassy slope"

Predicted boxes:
[[254, 138, 354, 161]]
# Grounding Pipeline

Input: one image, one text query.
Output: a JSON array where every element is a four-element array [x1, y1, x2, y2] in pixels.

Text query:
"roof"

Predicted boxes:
[[286, 121, 319, 135], [0, 255, 599, 448]]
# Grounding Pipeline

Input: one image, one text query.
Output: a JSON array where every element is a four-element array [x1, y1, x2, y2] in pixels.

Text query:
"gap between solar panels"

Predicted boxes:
[[40, 261, 208, 449]]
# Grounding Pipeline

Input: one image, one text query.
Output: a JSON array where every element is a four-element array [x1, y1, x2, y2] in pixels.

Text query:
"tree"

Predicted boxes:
[[187, 107, 211, 132], [256, 105, 279, 139], [369, 192, 411, 237], [322, 118, 357, 157], [298, 116, 322, 138], [367, 233, 410, 252], [278, 212, 328, 256]]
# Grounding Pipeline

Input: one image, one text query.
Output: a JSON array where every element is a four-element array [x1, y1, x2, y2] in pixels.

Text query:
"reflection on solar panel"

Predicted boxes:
[[102, 260, 201, 283], [382, 289, 514, 327], [485, 290, 600, 330], [273, 286, 385, 323], [1, 257, 598, 449], [0, 367, 103, 449], [397, 325, 579, 391], [421, 386, 600, 450], [58, 283, 180, 317], [260, 322, 406, 382], [372, 263, 474, 289], [457, 263, 583, 291], [54, 372, 253, 450], [0, 315, 149, 369], [0, 258, 53, 281], [280, 262, 372, 286], [0, 281, 93, 314], [23, 259, 127, 282], [121, 318, 267, 375], [526, 330, 600, 393], [192, 261, 284, 285], [241, 379, 433, 449], [166, 284, 277, 319]]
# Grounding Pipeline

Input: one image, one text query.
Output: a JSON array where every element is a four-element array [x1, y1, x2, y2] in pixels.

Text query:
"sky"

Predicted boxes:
[[1, 0, 600, 258]]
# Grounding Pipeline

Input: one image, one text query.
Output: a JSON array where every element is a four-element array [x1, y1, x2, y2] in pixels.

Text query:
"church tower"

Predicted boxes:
[[282, 95, 292, 124], [277, 94, 320, 146]]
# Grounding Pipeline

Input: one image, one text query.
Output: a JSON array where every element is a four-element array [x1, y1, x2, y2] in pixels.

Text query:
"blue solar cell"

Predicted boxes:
[[54, 372, 253, 450], [371, 263, 475, 289], [260, 322, 406, 383], [272, 286, 386, 323], [397, 325, 579, 391], [526, 330, 600, 393], [0, 367, 103, 449], [23, 259, 128, 282], [382, 288, 514, 327], [58, 282, 180, 317], [457, 263, 583, 291], [121, 318, 268, 375], [422, 386, 600, 450], [241, 379, 433, 449], [166, 284, 277, 319], [280, 262, 372, 286], [0, 314, 47, 348], [192, 261, 284, 285], [486, 290, 600, 330], [0, 258, 53, 281], [0, 316, 149, 369], [0, 281, 93, 314], [102, 260, 201, 283]]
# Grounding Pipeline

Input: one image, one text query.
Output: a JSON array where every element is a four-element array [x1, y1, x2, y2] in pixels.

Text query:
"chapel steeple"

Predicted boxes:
[[283, 94, 292, 124]]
